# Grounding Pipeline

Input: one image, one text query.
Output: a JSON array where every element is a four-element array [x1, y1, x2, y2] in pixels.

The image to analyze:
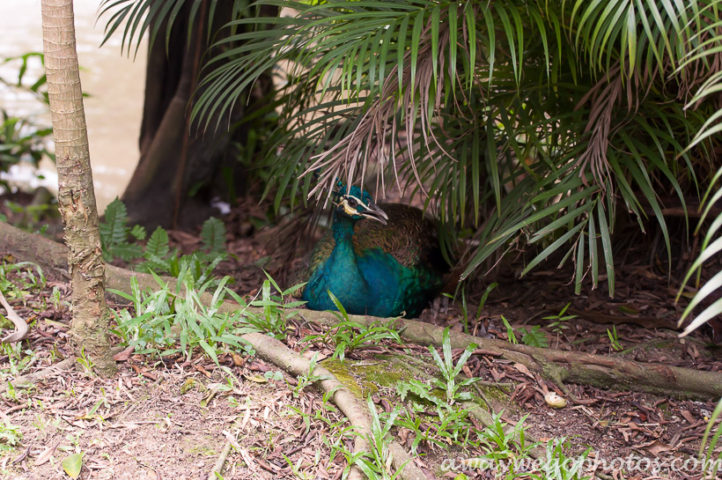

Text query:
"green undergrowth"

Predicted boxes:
[[99, 198, 227, 286], [1, 255, 720, 479], [110, 270, 304, 362]]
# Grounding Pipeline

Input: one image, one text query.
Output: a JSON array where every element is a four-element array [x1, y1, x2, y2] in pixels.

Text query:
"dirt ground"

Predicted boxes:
[[0, 197, 721, 480]]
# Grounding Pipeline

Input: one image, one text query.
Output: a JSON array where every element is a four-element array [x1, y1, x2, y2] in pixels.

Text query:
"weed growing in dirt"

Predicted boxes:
[[301, 291, 404, 361], [0, 419, 22, 448], [391, 328, 481, 452], [501, 316, 518, 344], [426, 327, 478, 405], [392, 404, 437, 454], [475, 411, 539, 465], [226, 272, 306, 339], [607, 326, 622, 352], [393, 401, 474, 454], [546, 303, 576, 348], [75, 347, 95, 376], [111, 270, 251, 362], [501, 316, 550, 348], [112, 270, 310, 364], [443, 282, 498, 334], [1, 343, 37, 378], [531, 437, 592, 480], [291, 352, 330, 398], [700, 398, 722, 479], [351, 397, 406, 480], [0, 261, 46, 302]]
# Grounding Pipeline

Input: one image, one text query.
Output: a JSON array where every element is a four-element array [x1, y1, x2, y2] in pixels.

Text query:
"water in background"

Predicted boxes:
[[0, 0, 144, 211]]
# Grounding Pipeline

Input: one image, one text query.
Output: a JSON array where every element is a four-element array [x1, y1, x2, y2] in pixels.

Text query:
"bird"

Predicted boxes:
[[296, 180, 447, 318]]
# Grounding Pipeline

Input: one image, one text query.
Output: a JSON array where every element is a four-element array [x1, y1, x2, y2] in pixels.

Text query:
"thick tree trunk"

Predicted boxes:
[[41, 0, 115, 375], [121, 1, 271, 230]]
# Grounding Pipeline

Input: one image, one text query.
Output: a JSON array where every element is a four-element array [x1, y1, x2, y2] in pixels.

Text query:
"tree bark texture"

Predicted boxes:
[[41, 0, 115, 375]]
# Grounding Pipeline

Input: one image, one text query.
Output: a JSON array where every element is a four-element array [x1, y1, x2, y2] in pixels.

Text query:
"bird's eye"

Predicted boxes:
[[346, 197, 358, 208]]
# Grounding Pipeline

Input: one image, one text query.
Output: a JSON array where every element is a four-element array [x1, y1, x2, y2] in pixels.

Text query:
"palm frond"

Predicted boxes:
[[100, 0, 722, 299]]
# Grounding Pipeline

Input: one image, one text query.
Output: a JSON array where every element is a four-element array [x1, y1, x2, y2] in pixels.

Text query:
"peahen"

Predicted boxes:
[[297, 181, 447, 318]]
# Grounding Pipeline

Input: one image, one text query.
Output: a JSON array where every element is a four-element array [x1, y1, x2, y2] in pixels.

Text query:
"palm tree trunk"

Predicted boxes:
[[41, 0, 115, 375]]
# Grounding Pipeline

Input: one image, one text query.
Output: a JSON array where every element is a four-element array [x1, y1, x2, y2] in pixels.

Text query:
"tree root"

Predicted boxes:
[[0, 290, 28, 343], [241, 332, 427, 480], [2, 221, 722, 400], [208, 440, 232, 480], [289, 309, 722, 400]]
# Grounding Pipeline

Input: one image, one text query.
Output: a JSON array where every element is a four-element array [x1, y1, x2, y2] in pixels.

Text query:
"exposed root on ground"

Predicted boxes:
[[0, 289, 29, 343], [241, 332, 426, 480], [3, 222, 721, 400]]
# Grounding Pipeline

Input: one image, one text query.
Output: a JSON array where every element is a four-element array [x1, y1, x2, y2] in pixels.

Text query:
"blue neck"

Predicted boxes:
[[332, 211, 357, 242], [324, 212, 369, 303], [330, 212, 361, 276]]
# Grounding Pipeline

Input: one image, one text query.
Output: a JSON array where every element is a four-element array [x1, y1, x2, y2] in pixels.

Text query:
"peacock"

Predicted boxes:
[[297, 181, 447, 318]]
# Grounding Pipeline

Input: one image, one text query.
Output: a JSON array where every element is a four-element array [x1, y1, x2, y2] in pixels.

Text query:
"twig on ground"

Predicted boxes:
[[208, 440, 232, 480], [0, 289, 29, 344]]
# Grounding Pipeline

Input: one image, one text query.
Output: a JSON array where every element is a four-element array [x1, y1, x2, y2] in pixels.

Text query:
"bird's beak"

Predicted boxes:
[[363, 202, 388, 225]]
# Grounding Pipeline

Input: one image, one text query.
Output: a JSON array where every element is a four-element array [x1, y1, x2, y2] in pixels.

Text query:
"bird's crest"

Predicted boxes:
[[335, 179, 371, 204]]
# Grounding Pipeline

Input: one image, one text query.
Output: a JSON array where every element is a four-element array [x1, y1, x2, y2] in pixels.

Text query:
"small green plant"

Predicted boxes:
[[99, 198, 145, 261], [110, 274, 175, 355], [477, 282, 499, 315], [75, 347, 96, 376], [501, 317, 549, 348], [518, 325, 549, 348], [443, 282, 498, 335], [530, 437, 592, 480], [397, 327, 478, 408], [0, 419, 23, 447], [110, 269, 252, 362], [432, 405, 474, 447], [393, 404, 441, 454], [1, 343, 38, 378], [264, 370, 284, 382], [546, 302, 576, 348], [476, 411, 539, 468], [51, 285, 64, 309], [700, 398, 722, 480], [396, 379, 447, 409], [226, 272, 306, 340], [607, 326, 622, 352], [0, 261, 46, 302], [291, 352, 330, 397], [428, 327, 479, 405], [500, 316, 518, 344], [98, 199, 228, 285], [302, 291, 404, 361], [353, 397, 406, 480], [3, 381, 17, 402]]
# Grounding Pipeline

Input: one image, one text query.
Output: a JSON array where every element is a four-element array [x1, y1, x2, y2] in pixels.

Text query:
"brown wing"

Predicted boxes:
[[352, 204, 440, 268]]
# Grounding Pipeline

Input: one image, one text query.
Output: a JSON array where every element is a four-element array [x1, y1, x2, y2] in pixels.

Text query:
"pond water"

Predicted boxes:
[[0, 0, 144, 211]]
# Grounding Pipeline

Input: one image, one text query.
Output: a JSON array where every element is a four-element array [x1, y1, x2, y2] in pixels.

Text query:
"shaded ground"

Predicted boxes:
[[0, 196, 721, 479]]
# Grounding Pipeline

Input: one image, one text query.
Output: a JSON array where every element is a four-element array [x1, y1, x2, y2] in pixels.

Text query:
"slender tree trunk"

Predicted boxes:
[[41, 0, 115, 375]]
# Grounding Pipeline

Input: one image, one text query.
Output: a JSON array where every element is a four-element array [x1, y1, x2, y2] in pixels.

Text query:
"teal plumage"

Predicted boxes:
[[298, 182, 446, 318]]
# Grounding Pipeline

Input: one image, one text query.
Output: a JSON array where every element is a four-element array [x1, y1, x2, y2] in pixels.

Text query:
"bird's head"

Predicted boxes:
[[334, 180, 388, 225]]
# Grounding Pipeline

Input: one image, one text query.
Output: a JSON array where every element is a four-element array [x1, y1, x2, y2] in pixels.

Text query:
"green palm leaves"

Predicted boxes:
[[100, 0, 722, 333]]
